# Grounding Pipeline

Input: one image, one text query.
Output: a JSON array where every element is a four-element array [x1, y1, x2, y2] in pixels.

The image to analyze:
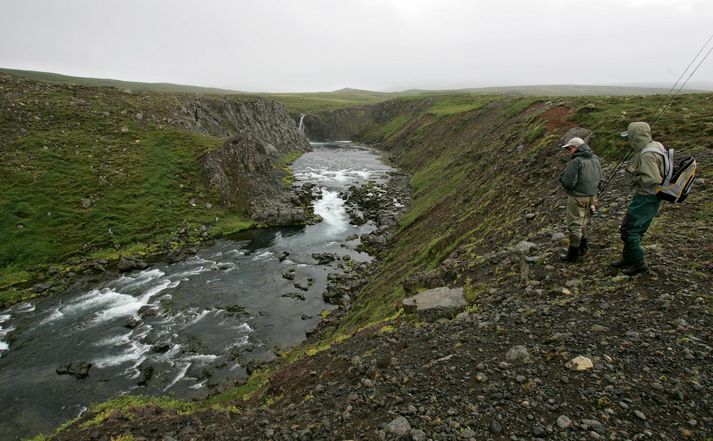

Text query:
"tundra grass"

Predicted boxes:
[[0, 75, 253, 297]]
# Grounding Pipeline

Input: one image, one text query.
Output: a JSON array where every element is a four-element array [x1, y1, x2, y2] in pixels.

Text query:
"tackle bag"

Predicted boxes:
[[641, 145, 697, 203]]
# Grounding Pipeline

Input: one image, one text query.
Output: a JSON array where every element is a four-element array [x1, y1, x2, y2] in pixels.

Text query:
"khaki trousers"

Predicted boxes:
[[565, 195, 596, 247]]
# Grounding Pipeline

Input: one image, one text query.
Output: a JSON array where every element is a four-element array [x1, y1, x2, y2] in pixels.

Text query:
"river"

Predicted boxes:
[[0, 141, 397, 440]]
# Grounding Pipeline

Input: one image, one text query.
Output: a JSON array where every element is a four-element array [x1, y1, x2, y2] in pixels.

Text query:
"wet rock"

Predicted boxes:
[[282, 271, 296, 280], [56, 361, 92, 379], [312, 253, 338, 265], [137, 365, 154, 386], [282, 292, 306, 301], [489, 420, 502, 434], [124, 316, 141, 329], [152, 342, 171, 353], [117, 257, 149, 272], [279, 251, 290, 262], [166, 249, 186, 264], [138, 305, 158, 318], [294, 282, 309, 291], [31, 282, 51, 294]]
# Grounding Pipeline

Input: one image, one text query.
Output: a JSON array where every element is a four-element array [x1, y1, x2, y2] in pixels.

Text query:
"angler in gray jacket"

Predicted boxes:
[[559, 137, 602, 262]]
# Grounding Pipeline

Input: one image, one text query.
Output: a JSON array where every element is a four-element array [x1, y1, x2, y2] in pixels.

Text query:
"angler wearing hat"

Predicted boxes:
[[559, 137, 602, 262], [612, 122, 666, 275]]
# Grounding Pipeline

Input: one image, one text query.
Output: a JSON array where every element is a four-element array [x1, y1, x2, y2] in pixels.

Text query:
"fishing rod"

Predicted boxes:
[[594, 31, 713, 198]]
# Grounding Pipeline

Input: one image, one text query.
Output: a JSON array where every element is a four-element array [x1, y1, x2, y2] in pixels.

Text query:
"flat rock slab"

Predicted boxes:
[[403, 287, 466, 320]]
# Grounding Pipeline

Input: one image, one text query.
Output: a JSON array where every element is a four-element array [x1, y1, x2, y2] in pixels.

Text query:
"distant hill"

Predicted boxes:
[[393, 84, 710, 96], [0, 67, 244, 95]]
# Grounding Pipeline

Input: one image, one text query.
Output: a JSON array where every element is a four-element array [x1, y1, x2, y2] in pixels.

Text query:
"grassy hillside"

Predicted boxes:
[[0, 74, 256, 304], [0, 67, 244, 95], [331, 91, 713, 333]]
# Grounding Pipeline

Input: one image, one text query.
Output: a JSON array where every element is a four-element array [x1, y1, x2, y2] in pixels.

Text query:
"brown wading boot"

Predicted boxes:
[[622, 261, 649, 276], [579, 237, 589, 256], [559, 246, 580, 262]]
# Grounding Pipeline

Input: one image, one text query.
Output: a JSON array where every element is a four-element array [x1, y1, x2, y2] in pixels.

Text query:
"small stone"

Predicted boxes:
[[561, 288, 572, 295], [590, 325, 608, 333], [567, 356, 593, 371], [505, 345, 530, 363], [385, 416, 411, 438], [557, 415, 572, 429], [551, 232, 566, 243], [565, 279, 580, 288], [582, 419, 604, 434], [410, 429, 426, 441], [460, 428, 476, 439], [533, 424, 546, 437], [525, 213, 536, 220], [489, 420, 502, 434], [633, 410, 646, 420]]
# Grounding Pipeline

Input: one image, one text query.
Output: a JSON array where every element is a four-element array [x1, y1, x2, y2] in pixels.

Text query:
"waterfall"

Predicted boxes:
[[298, 114, 306, 134]]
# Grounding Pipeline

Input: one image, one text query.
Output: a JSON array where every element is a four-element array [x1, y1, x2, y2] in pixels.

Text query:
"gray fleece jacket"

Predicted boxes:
[[560, 144, 602, 197]]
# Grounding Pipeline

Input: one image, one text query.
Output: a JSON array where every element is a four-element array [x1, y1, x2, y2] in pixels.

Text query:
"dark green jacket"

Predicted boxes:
[[560, 144, 602, 197]]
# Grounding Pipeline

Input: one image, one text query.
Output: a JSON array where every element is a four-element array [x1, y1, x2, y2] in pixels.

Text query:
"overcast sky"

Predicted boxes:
[[1, 0, 711, 92]]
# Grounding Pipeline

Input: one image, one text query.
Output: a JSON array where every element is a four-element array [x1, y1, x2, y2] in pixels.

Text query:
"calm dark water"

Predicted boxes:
[[0, 141, 396, 440]]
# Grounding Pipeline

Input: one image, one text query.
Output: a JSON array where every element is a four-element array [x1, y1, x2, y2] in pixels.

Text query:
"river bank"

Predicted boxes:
[[0, 141, 411, 441]]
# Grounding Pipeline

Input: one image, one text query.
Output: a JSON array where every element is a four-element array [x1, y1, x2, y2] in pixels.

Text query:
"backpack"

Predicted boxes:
[[641, 145, 697, 203]]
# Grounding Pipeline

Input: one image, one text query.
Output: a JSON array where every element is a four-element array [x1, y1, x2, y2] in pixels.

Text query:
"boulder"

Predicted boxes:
[[56, 361, 92, 379], [402, 287, 466, 320]]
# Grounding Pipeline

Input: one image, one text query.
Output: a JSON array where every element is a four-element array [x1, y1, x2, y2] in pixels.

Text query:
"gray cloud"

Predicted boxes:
[[1, 0, 711, 92]]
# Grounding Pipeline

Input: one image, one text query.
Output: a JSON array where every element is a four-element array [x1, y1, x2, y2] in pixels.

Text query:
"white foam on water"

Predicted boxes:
[[225, 335, 250, 350], [92, 340, 152, 368], [91, 279, 171, 324], [185, 309, 211, 327], [168, 280, 181, 289], [355, 170, 371, 179], [11, 302, 35, 313], [252, 251, 274, 261], [225, 249, 245, 256], [170, 266, 209, 279], [333, 170, 347, 182], [116, 269, 165, 291], [95, 331, 133, 347], [181, 353, 219, 363], [189, 380, 207, 390], [163, 362, 191, 391], [0, 314, 10, 323], [235, 322, 253, 332], [0, 322, 14, 356], [314, 189, 348, 233]]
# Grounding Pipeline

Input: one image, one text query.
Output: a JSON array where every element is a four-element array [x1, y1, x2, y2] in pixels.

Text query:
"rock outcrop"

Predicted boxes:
[[193, 97, 312, 225]]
